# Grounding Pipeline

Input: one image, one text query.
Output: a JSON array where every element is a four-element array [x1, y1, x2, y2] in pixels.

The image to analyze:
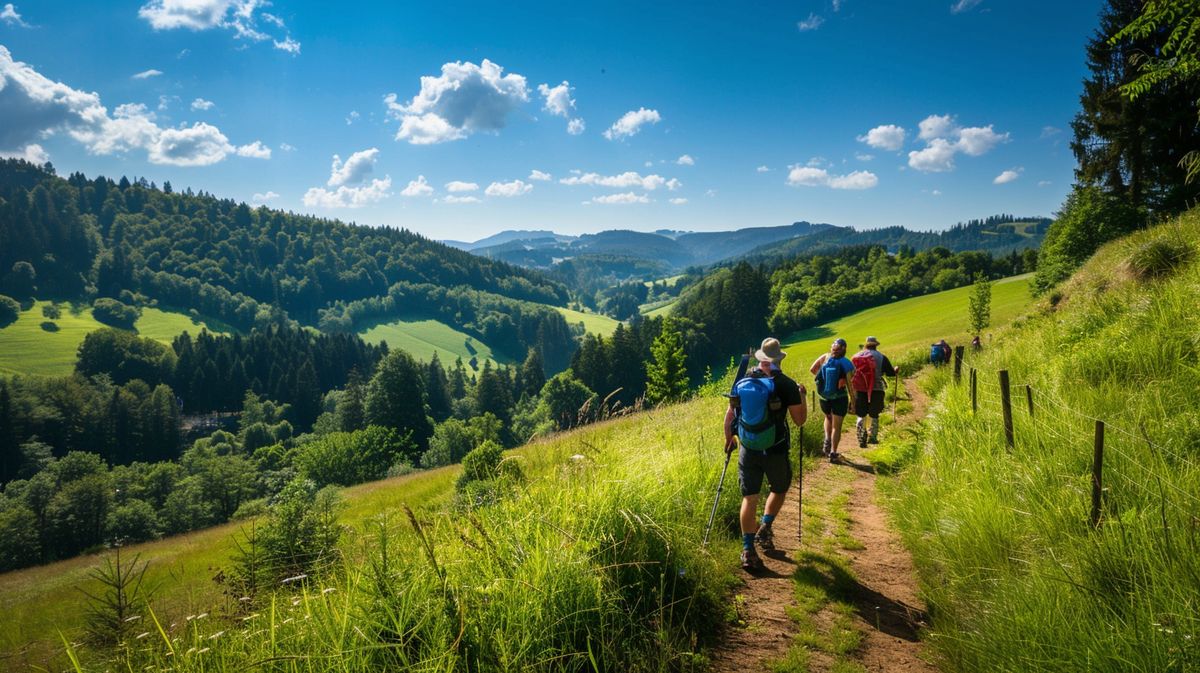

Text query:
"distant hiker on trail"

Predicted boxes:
[[930, 339, 952, 365], [851, 336, 898, 448], [971, 335, 982, 352], [724, 337, 806, 572], [810, 338, 855, 462]]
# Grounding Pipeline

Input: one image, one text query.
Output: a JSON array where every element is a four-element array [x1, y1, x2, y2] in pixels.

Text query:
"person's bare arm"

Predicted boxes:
[[724, 405, 737, 453], [809, 354, 827, 376]]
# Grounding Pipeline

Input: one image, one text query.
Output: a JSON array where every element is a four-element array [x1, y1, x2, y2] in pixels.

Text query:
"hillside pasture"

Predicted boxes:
[[553, 305, 622, 335], [358, 317, 508, 368]]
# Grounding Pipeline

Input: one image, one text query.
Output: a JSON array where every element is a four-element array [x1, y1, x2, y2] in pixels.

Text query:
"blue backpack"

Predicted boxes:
[[733, 375, 783, 451], [817, 357, 846, 400]]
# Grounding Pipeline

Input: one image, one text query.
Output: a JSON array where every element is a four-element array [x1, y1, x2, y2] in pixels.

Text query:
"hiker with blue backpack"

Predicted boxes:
[[851, 336, 899, 448], [809, 338, 856, 462], [723, 337, 807, 572]]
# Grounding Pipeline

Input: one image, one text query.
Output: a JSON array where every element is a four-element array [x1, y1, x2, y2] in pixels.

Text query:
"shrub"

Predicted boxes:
[[105, 499, 161, 543], [296, 426, 414, 487], [92, 297, 141, 329], [0, 294, 19, 326], [1125, 235, 1196, 280]]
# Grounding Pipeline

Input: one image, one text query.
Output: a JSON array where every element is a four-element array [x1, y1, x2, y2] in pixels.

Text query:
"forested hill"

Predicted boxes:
[[0, 160, 570, 329]]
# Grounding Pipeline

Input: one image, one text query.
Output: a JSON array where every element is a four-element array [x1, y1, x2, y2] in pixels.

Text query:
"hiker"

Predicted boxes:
[[723, 337, 806, 572], [971, 335, 982, 352], [809, 338, 855, 462], [851, 336, 898, 448], [930, 339, 951, 365]]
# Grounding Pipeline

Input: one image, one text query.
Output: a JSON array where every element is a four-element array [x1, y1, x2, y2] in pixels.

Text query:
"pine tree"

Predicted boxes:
[[425, 354, 453, 423], [337, 369, 367, 432], [645, 318, 689, 406], [366, 351, 432, 449], [473, 361, 514, 437], [519, 348, 546, 397], [0, 382, 16, 484]]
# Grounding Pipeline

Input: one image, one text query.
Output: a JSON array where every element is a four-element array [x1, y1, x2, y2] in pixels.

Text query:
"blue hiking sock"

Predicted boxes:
[[742, 533, 756, 549], [761, 513, 776, 527]]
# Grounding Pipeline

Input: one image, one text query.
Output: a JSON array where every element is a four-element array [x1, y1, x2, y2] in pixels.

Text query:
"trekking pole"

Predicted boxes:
[[797, 426, 804, 543], [703, 447, 733, 546], [893, 373, 899, 420]]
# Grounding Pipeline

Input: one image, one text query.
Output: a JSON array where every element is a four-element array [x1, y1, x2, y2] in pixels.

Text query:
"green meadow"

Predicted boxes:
[[0, 301, 227, 378], [358, 317, 508, 368], [553, 305, 622, 335]]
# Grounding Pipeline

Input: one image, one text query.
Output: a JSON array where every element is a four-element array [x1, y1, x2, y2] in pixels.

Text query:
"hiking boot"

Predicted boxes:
[[740, 547, 764, 572], [829, 451, 840, 463], [868, 435, 879, 445], [856, 423, 867, 449], [822, 438, 832, 455], [755, 524, 774, 551]]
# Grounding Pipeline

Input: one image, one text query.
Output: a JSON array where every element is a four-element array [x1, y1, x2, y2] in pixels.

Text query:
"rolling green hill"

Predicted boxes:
[[357, 317, 508, 368], [553, 305, 622, 335], [0, 300, 228, 377]]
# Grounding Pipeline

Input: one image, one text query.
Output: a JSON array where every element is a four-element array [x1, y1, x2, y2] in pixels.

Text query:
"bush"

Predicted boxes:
[[105, 499, 161, 543], [296, 426, 415, 487], [1033, 185, 1145, 294], [0, 294, 19, 326], [92, 297, 141, 329]]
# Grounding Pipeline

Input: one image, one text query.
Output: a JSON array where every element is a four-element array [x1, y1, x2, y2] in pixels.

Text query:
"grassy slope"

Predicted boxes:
[[0, 301, 227, 377], [553, 305, 622, 335], [358, 317, 508, 368], [889, 213, 1200, 671]]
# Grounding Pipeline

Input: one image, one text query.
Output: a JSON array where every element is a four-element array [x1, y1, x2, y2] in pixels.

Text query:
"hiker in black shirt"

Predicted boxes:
[[723, 337, 806, 571]]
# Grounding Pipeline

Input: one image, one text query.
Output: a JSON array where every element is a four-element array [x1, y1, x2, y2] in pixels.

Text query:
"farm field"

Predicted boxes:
[[0, 301, 228, 377], [357, 317, 507, 368], [553, 305, 622, 335]]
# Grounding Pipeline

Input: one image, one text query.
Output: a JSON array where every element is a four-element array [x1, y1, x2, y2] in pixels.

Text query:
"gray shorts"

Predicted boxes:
[[738, 448, 792, 497]]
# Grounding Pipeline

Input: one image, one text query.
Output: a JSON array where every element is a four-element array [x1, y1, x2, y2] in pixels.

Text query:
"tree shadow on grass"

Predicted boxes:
[[792, 550, 928, 642], [40, 321, 59, 332]]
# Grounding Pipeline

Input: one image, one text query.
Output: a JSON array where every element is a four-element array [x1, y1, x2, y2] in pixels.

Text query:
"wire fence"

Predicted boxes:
[[951, 346, 1200, 527]]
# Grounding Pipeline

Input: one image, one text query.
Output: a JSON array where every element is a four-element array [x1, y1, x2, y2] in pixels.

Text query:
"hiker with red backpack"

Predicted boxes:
[[723, 338, 807, 572], [809, 338, 856, 462], [851, 336, 899, 448]]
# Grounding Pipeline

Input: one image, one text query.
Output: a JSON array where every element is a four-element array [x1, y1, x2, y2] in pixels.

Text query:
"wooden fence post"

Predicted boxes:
[[970, 368, 977, 414], [953, 346, 964, 384], [999, 370, 1014, 450], [1026, 384, 1034, 417], [1091, 420, 1105, 527]]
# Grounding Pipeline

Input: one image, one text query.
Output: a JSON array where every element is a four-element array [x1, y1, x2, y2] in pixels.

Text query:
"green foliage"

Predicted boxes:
[[255, 478, 343, 582], [1125, 232, 1196, 279], [645, 317, 689, 406], [365, 350, 432, 450], [454, 439, 524, 506], [420, 413, 502, 468], [75, 327, 176, 386], [967, 274, 992, 335], [79, 545, 150, 645], [537, 370, 596, 430], [91, 297, 140, 329], [105, 498, 161, 543], [0, 294, 18, 326], [41, 302, 61, 320], [295, 426, 416, 487], [1033, 185, 1145, 294]]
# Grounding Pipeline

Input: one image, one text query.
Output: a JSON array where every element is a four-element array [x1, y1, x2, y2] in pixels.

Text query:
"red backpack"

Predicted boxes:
[[850, 350, 877, 401]]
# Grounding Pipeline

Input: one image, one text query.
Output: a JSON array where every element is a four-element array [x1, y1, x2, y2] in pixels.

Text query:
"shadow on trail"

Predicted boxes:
[[834, 457, 877, 475], [792, 550, 928, 642]]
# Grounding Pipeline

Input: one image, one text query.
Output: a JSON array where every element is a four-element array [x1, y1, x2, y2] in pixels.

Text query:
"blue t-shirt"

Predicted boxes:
[[817, 355, 855, 400]]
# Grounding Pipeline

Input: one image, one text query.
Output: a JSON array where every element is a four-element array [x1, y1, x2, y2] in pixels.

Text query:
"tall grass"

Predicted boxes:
[[889, 211, 1200, 671]]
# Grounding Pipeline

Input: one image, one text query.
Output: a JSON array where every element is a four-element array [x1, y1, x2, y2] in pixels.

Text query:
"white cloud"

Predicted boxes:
[[235, 140, 271, 159], [950, 0, 982, 14], [603, 107, 660, 140], [756, 165, 770, 173], [855, 153, 874, 161], [1, 3, 30, 27], [1040, 126, 1062, 140], [993, 168, 1022, 184], [279, 142, 295, 152], [191, 97, 215, 111], [251, 190, 279, 202], [157, 94, 179, 111], [273, 36, 300, 54], [444, 180, 479, 192], [559, 171, 680, 191], [669, 197, 688, 205], [589, 192, 650, 205], [806, 156, 826, 167], [400, 175, 434, 197], [705, 189, 717, 197], [932, 189, 942, 196], [139, 0, 298, 52], [0, 143, 48, 164], [797, 13, 824, 31], [302, 178, 391, 209], [385, 59, 529, 145], [832, 0, 844, 10], [538, 81, 575, 117], [326, 148, 379, 187], [567, 118, 585, 135], [1037, 180, 1052, 187], [345, 110, 359, 125], [0, 45, 266, 166], [528, 170, 552, 181], [132, 69, 163, 80], [907, 114, 1009, 172], [441, 195, 480, 204], [787, 165, 878, 190], [676, 154, 695, 166], [485, 179, 533, 197], [857, 124, 906, 151]]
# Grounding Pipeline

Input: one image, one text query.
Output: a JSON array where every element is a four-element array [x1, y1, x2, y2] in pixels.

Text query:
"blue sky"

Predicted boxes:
[[0, 0, 1101, 241]]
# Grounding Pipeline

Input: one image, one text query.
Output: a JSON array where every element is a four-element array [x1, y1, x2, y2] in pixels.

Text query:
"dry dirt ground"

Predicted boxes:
[[708, 379, 937, 673]]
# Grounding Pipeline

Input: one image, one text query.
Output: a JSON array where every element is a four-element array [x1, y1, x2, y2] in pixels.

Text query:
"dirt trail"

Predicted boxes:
[[709, 380, 936, 673]]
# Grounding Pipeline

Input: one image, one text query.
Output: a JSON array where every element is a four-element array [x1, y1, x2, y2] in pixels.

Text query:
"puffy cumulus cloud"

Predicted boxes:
[[191, 97, 215, 111], [251, 190, 279, 203], [669, 197, 688, 205], [528, 169, 552, 181], [132, 69, 163, 80], [444, 180, 479, 192], [950, 0, 982, 14], [786, 165, 878, 190], [797, 13, 824, 31], [559, 171, 680, 191], [302, 178, 392, 209], [138, 0, 300, 53], [385, 59, 529, 145], [567, 118, 585, 135], [400, 175, 434, 197], [857, 124, 906, 151], [235, 140, 271, 159], [907, 114, 1009, 172], [588, 192, 650, 205], [993, 168, 1022, 184], [2, 3, 30, 27], [538, 81, 575, 117], [485, 179, 533, 197], [603, 107, 660, 140], [676, 154, 694, 166], [327, 148, 380, 187], [0, 143, 49, 164], [0, 46, 265, 166], [441, 195, 480, 204]]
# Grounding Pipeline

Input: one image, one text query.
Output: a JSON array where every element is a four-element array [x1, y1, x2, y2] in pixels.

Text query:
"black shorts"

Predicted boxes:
[[738, 448, 792, 497], [819, 396, 849, 417], [854, 391, 886, 418]]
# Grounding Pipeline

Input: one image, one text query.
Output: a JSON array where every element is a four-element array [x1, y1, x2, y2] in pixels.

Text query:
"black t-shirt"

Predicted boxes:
[[768, 371, 804, 454]]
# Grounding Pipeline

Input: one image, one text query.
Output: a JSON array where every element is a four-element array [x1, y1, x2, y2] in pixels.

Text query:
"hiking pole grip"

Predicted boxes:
[[703, 448, 734, 546]]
